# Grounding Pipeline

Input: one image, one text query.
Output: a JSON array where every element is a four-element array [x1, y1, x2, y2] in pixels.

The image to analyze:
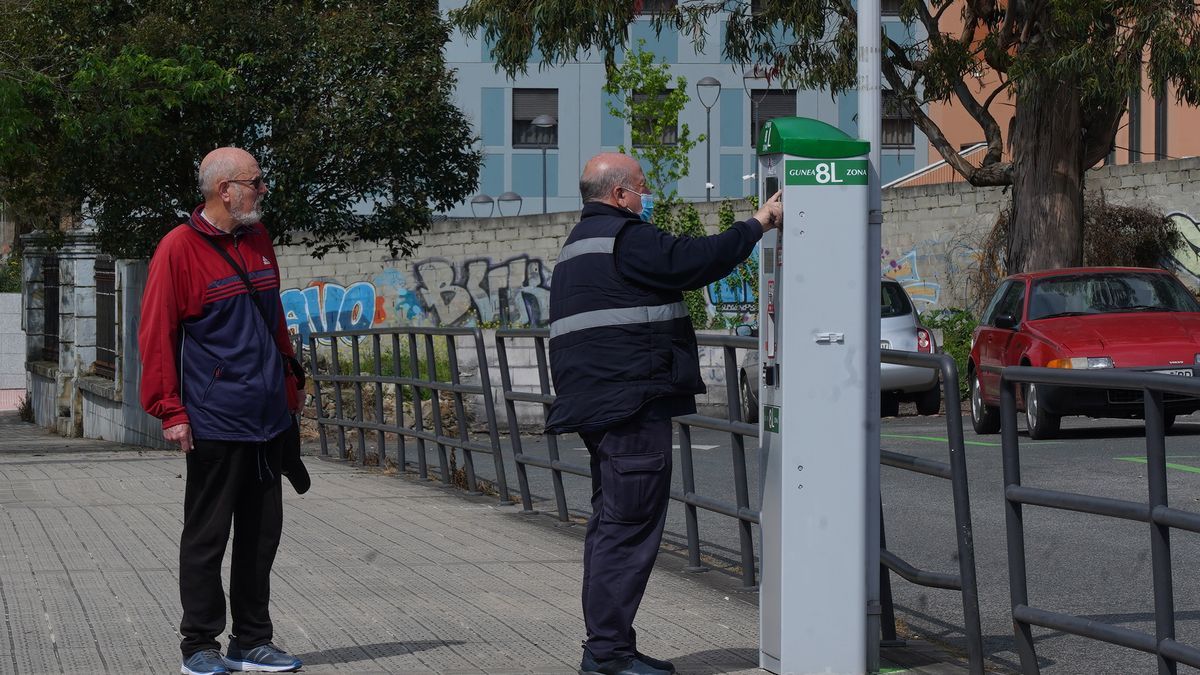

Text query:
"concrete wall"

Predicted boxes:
[[0, 293, 24, 389], [882, 156, 1200, 313]]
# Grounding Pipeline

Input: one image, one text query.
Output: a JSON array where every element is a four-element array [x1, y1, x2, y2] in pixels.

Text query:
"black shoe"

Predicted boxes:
[[580, 649, 671, 675], [635, 652, 675, 673]]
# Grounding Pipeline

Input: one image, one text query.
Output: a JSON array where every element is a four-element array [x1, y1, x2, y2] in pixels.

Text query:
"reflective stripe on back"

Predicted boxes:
[[557, 237, 616, 264], [550, 301, 689, 339]]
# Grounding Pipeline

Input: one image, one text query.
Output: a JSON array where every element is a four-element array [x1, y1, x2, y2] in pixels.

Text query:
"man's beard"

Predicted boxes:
[[230, 197, 262, 226]]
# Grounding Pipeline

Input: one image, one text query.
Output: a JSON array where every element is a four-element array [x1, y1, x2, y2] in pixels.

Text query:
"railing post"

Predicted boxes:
[[678, 421, 704, 572], [407, 333, 428, 479], [496, 332, 533, 511], [330, 337, 347, 460], [309, 336, 329, 458], [1145, 387, 1177, 675], [446, 335, 478, 493], [473, 329, 510, 502], [1001, 373, 1038, 674], [351, 338, 366, 467], [392, 333, 406, 471]]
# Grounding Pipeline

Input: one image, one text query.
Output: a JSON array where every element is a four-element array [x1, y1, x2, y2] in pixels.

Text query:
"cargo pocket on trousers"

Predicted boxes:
[[603, 451, 668, 524]]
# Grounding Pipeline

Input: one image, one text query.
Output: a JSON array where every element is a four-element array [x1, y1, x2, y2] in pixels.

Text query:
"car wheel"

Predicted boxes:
[[881, 393, 900, 418], [915, 383, 941, 416], [970, 370, 1000, 435], [740, 373, 758, 424], [1024, 382, 1061, 440]]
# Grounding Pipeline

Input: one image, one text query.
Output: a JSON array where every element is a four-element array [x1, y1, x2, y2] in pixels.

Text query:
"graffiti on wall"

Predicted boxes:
[[412, 255, 551, 327], [282, 254, 553, 341], [1167, 212, 1200, 291], [882, 247, 942, 307]]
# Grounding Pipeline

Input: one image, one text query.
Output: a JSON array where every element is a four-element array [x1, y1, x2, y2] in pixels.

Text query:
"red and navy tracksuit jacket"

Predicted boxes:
[[139, 205, 299, 442]]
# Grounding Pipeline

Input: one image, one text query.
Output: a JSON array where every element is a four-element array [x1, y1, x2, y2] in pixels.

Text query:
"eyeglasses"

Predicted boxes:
[[226, 176, 266, 190]]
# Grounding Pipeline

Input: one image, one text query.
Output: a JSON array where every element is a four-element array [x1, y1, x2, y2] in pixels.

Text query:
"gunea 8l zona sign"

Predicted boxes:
[[784, 159, 869, 186]]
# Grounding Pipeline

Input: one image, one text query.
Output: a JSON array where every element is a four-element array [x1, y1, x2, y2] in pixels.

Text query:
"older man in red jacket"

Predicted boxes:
[[140, 147, 302, 675]]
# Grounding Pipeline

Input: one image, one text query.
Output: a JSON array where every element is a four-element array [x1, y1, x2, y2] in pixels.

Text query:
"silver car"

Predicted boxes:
[[738, 279, 941, 422]]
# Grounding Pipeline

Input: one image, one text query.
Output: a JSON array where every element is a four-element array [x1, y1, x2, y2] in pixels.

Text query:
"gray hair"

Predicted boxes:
[[197, 153, 239, 198], [580, 161, 635, 203]]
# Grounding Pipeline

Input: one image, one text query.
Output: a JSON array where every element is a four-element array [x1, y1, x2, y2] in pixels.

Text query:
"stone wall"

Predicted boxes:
[[0, 293, 24, 389]]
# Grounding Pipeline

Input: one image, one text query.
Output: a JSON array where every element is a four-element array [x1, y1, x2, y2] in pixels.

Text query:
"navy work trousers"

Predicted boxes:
[[580, 415, 673, 661], [179, 432, 284, 658]]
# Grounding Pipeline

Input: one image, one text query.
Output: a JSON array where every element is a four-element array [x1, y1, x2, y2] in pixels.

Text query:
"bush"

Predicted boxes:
[[922, 307, 976, 399], [0, 255, 19, 293]]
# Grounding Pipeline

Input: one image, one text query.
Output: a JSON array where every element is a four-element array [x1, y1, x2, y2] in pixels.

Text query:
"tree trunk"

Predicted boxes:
[[1007, 73, 1085, 273]]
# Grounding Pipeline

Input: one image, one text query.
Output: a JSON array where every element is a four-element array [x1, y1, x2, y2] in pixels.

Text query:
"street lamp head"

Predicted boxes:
[[531, 114, 558, 129], [470, 193, 494, 218], [696, 76, 722, 110], [497, 191, 523, 216]]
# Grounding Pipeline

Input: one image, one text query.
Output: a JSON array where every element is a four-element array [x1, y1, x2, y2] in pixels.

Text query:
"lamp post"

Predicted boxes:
[[531, 114, 558, 213], [742, 67, 770, 151], [470, 193, 494, 218], [496, 191, 523, 217], [695, 76, 722, 202]]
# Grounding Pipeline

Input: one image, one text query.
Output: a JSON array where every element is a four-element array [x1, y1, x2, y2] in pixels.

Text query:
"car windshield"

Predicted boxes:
[[881, 282, 913, 318], [1028, 272, 1200, 320]]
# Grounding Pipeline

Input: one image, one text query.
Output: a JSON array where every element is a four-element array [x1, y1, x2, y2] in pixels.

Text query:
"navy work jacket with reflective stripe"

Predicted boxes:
[[545, 202, 764, 434]]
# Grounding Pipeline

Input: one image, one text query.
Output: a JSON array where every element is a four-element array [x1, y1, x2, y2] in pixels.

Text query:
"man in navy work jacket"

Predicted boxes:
[[547, 152, 782, 675], [140, 147, 303, 675]]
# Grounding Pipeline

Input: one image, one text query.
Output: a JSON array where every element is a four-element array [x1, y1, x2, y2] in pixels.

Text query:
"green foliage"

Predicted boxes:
[[708, 200, 759, 330], [603, 41, 701, 208], [921, 307, 977, 398], [0, 255, 20, 293], [0, 0, 481, 259], [335, 342, 452, 403]]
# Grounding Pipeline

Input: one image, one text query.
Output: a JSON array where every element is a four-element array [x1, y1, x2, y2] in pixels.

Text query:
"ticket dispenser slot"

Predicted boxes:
[[756, 117, 871, 675]]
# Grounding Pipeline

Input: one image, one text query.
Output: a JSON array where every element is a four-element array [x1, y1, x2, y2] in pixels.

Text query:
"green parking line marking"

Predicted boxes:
[[882, 433, 1057, 448], [879, 668, 909, 674], [1116, 456, 1200, 475]]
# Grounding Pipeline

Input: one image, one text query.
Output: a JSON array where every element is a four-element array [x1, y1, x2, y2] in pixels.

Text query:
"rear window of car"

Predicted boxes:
[[1029, 271, 1200, 319], [882, 282, 913, 318]]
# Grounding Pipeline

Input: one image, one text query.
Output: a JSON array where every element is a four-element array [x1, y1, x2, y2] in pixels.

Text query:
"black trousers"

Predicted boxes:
[[179, 432, 284, 658], [580, 416, 673, 661]]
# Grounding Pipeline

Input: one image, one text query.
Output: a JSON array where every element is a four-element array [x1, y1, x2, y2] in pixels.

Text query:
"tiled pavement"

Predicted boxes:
[[0, 412, 969, 674]]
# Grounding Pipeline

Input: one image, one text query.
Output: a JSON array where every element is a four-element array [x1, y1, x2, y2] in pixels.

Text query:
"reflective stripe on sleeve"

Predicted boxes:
[[550, 302, 689, 339], [556, 237, 616, 264]]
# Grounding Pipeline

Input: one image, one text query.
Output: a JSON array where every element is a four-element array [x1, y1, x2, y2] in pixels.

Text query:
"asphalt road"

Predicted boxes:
[[338, 407, 1200, 674]]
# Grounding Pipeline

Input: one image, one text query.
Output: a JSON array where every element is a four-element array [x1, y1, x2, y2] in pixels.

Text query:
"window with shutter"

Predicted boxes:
[[882, 90, 914, 148], [512, 89, 559, 148], [749, 90, 796, 146], [631, 91, 679, 147]]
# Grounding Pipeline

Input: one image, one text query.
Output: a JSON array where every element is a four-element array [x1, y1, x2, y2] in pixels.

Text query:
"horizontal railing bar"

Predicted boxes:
[[1013, 605, 1157, 654], [317, 418, 495, 456], [1152, 505, 1200, 535], [504, 391, 555, 405], [1160, 639, 1200, 669], [997, 365, 1200, 398], [880, 550, 961, 590], [312, 326, 477, 339], [1006, 485, 1150, 522], [671, 489, 761, 524], [674, 414, 758, 437], [313, 374, 483, 395], [513, 453, 590, 478]]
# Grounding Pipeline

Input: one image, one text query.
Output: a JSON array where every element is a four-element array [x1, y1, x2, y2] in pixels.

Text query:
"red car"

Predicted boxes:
[[969, 267, 1200, 439]]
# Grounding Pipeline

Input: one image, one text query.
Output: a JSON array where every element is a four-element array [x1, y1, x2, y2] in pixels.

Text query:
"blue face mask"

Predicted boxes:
[[639, 193, 655, 223]]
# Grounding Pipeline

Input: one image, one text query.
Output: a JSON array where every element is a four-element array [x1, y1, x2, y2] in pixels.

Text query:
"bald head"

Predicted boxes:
[[198, 147, 259, 199], [580, 152, 645, 206]]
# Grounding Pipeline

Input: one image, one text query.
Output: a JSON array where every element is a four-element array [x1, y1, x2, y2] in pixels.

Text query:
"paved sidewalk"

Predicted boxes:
[[0, 413, 971, 674]]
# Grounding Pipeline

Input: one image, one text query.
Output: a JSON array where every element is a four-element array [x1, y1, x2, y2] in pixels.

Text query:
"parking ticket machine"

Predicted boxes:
[[756, 118, 872, 674]]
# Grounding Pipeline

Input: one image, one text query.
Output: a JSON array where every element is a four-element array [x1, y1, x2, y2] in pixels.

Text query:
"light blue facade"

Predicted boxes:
[[441, 1, 929, 216]]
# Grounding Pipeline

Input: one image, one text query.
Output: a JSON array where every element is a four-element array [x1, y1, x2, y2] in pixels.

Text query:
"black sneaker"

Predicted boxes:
[[181, 649, 230, 675], [580, 648, 671, 675], [223, 636, 301, 672]]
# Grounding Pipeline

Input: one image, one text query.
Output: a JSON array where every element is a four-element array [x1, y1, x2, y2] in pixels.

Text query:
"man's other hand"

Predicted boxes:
[[755, 190, 783, 232], [165, 423, 193, 453]]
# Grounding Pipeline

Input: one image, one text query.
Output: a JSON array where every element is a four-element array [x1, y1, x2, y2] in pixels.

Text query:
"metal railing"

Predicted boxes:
[[879, 350, 983, 674], [998, 366, 1200, 674], [42, 256, 59, 363], [496, 329, 762, 586], [308, 327, 508, 501], [94, 257, 116, 379]]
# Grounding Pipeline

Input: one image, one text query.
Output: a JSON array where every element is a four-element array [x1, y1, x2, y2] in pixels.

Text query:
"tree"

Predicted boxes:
[[603, 41, 710, 327], [0, 0, 481, 259], [451, 0, 1200, 273]]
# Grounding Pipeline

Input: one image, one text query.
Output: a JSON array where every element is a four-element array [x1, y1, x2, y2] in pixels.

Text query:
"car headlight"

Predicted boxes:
[[1047, 357, 1114, 369]]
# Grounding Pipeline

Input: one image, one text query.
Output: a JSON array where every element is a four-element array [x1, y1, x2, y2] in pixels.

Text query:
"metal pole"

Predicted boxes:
[[706, 108, 713, 202], [541, 145, 548, 214], [1145, 388, 1177, 675], [858, 0, 883, 666]]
